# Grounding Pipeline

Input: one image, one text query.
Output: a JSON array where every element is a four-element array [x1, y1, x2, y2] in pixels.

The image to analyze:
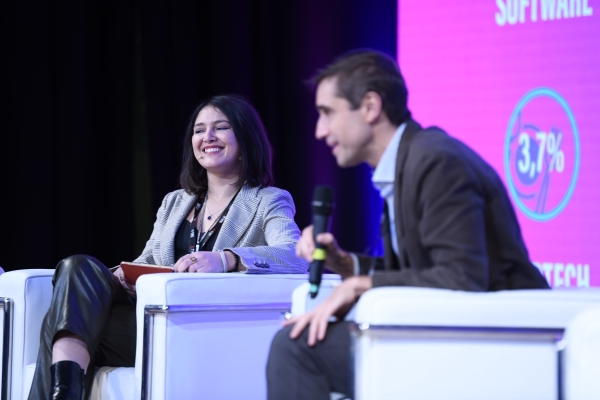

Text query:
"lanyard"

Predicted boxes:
[[188, 188, 241, 253]]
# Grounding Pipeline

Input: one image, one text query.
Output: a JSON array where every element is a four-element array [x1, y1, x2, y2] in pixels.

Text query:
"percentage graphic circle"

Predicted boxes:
[[504, 88, 580, 222], [514, 134, 540, 185]]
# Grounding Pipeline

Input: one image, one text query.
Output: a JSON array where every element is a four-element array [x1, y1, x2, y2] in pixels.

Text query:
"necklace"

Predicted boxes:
[[205, 198, 229, 221]]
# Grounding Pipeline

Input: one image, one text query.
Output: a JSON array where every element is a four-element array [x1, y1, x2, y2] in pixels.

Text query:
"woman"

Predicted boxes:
[[29, 94, 308, 400]]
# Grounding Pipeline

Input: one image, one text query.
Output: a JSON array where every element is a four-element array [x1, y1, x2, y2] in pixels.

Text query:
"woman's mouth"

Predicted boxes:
[[203, 146, 223, 154]]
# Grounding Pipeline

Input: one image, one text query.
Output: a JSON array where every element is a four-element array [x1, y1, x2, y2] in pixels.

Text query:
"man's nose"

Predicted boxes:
[[315, 119, 329, 140]]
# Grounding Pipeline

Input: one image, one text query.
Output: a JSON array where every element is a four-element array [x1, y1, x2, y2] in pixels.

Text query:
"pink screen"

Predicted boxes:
[[398, 0, 600, 287]]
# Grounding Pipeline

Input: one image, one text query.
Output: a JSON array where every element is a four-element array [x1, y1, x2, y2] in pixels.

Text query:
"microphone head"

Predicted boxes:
[[312, 185, 335, 216]]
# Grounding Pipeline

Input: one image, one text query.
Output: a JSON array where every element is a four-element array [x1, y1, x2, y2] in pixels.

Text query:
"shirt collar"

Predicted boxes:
[[372, 123, 407, 188]]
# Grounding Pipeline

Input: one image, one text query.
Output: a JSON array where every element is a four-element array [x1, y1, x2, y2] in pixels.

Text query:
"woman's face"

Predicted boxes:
[[192, 106, 241, 176]]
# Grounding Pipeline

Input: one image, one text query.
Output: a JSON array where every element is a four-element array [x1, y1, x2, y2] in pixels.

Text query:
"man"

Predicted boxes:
[[266, 50, 549, 399]]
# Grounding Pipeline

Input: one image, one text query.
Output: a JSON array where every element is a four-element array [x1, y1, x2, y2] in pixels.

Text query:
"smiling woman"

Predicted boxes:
[[180, 94, 274, 196], [193, 107, 242, 175], [27, 94, 308, 399]]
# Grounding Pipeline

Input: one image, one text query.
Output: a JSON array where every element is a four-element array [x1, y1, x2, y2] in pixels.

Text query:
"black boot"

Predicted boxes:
[[49, 361, 85, 400]]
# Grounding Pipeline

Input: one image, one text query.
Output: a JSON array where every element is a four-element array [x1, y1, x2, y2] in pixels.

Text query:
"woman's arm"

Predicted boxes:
[[226, 189, 309, 274], [131, 192, 174, 265]]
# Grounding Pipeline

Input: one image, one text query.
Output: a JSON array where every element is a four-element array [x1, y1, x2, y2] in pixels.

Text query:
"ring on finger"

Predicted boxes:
[[190, 256, 197, 264]]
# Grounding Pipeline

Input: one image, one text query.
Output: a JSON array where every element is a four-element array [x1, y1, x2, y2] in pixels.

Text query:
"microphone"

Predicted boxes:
[[309, 185, 335, 298]]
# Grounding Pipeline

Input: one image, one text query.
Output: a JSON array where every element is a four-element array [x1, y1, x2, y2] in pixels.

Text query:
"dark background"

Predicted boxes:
[[0, 0, 396, 271]]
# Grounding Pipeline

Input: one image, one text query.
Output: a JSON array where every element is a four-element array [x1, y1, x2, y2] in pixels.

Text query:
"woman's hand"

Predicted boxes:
[[173, 251, 227, 273], [113, 267, 137, 298]]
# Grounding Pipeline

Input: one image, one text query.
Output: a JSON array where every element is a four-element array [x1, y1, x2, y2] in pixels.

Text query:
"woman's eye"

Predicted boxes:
[[194, 129, 205, 134], [217, 125, 231, 130]]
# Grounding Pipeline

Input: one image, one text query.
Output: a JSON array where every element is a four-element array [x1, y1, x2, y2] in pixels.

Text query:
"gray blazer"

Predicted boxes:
[[358, 119, 548, 291], [133, 184, 309, 274]]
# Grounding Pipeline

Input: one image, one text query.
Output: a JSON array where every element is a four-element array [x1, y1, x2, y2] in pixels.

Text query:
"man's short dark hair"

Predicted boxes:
[[179, 94, 274, 195], [312, 49, 411, 126]]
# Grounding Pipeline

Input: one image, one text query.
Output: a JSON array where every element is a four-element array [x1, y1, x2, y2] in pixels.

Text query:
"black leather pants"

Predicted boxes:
[[28, 255, 137, 400]]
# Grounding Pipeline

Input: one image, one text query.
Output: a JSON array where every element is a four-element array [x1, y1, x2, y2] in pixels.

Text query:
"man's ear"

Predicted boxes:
[[361, 91, 383, 124]]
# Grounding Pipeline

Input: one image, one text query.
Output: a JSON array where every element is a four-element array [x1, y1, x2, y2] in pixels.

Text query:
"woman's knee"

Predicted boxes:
[[54, 254, 109, 282]]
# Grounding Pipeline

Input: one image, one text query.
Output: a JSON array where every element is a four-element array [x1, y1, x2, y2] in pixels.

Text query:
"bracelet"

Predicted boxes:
[[349, 252, 360, 276], [224, 249, 240, 272], [217, 250, 228, 273]]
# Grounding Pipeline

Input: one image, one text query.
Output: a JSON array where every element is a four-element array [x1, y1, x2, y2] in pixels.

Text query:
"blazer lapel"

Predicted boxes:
[[392, 119, 423, 269], [381, 200, 399, 271], [160, 191, 197, 265], [213, 184, 261, 250]]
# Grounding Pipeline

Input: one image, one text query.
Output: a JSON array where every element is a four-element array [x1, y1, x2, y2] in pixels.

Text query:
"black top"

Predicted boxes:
[[174, 219, 222, 261]]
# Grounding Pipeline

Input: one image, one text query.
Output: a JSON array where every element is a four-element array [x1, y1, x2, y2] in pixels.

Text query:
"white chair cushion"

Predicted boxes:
[[24, 364, 34, 400], [89, 367, 134, 400], [24, 364, 135, 400]]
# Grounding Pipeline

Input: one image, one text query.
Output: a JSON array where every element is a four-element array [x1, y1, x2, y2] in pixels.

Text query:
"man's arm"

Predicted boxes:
[[294, 225, 376, 345], [373, 138, 490, 290], [296, 225, 384, 278], [284, 276, 372, 346]]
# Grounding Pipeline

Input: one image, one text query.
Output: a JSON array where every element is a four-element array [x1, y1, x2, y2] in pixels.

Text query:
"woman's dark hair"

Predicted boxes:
[[179, 94, 274, 194], [311, 49, 411, 126]]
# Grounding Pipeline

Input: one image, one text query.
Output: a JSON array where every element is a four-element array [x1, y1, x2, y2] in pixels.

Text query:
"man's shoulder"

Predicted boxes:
[[406, 126, 465, 160], [404, 126, 503, 190]]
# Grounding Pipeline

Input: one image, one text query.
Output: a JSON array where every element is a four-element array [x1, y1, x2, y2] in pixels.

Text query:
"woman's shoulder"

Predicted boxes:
[[246, 185, 297, 210], [252, 185, 292, 200], [160, 188, 195, 209]]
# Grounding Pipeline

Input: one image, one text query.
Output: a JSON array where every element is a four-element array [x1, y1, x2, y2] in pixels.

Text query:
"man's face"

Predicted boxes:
[[315, 77, 372, 168]]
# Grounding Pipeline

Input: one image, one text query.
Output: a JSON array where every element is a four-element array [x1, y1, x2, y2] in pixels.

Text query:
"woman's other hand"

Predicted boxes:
[[113, 267, 137, 298], [173, 251, 227, 273]]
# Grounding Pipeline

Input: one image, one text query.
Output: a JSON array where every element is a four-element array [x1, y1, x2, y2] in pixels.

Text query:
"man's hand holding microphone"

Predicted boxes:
[[286, 185, 373, 346]]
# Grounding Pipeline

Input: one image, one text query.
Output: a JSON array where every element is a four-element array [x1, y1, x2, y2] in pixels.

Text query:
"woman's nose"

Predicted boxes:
[[203, 128, 216, 141]]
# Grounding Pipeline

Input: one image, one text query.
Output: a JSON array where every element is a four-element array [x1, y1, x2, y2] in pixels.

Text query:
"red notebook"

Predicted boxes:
[[120, 262, 172, 284]]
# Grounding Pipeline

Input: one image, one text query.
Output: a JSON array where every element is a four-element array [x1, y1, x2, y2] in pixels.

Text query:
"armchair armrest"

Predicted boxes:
[[134, 273, 330, 400], [564, 306, 600, 400], [354, 286, 600, 327], [351, 287, 600, 400], [0, 269, 54, 400], [290, 275, 342, 317]]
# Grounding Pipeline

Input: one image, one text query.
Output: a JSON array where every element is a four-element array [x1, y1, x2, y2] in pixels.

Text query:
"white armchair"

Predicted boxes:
[[0, 269, 340, 400], [0, 269, 53, 400], [291, 284, 600, 400], [563, 306, 600, 400]]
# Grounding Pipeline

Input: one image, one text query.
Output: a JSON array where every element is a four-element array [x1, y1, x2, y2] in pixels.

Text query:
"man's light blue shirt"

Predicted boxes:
[[371, 123, 406, 257]]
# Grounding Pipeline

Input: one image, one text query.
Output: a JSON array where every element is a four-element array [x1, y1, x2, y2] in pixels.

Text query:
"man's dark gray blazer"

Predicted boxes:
[[359, 119, 549, 290], [266, 119, 550, 400]]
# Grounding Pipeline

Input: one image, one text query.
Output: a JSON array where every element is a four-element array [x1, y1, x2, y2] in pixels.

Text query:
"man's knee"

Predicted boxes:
[[270, 326, 297, 356], [268, 325, 309, 369]]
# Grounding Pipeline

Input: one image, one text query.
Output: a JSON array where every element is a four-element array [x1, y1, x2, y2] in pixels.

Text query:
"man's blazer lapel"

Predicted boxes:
[[391, 119, 423, 269], [213, 184, 261, 250]]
